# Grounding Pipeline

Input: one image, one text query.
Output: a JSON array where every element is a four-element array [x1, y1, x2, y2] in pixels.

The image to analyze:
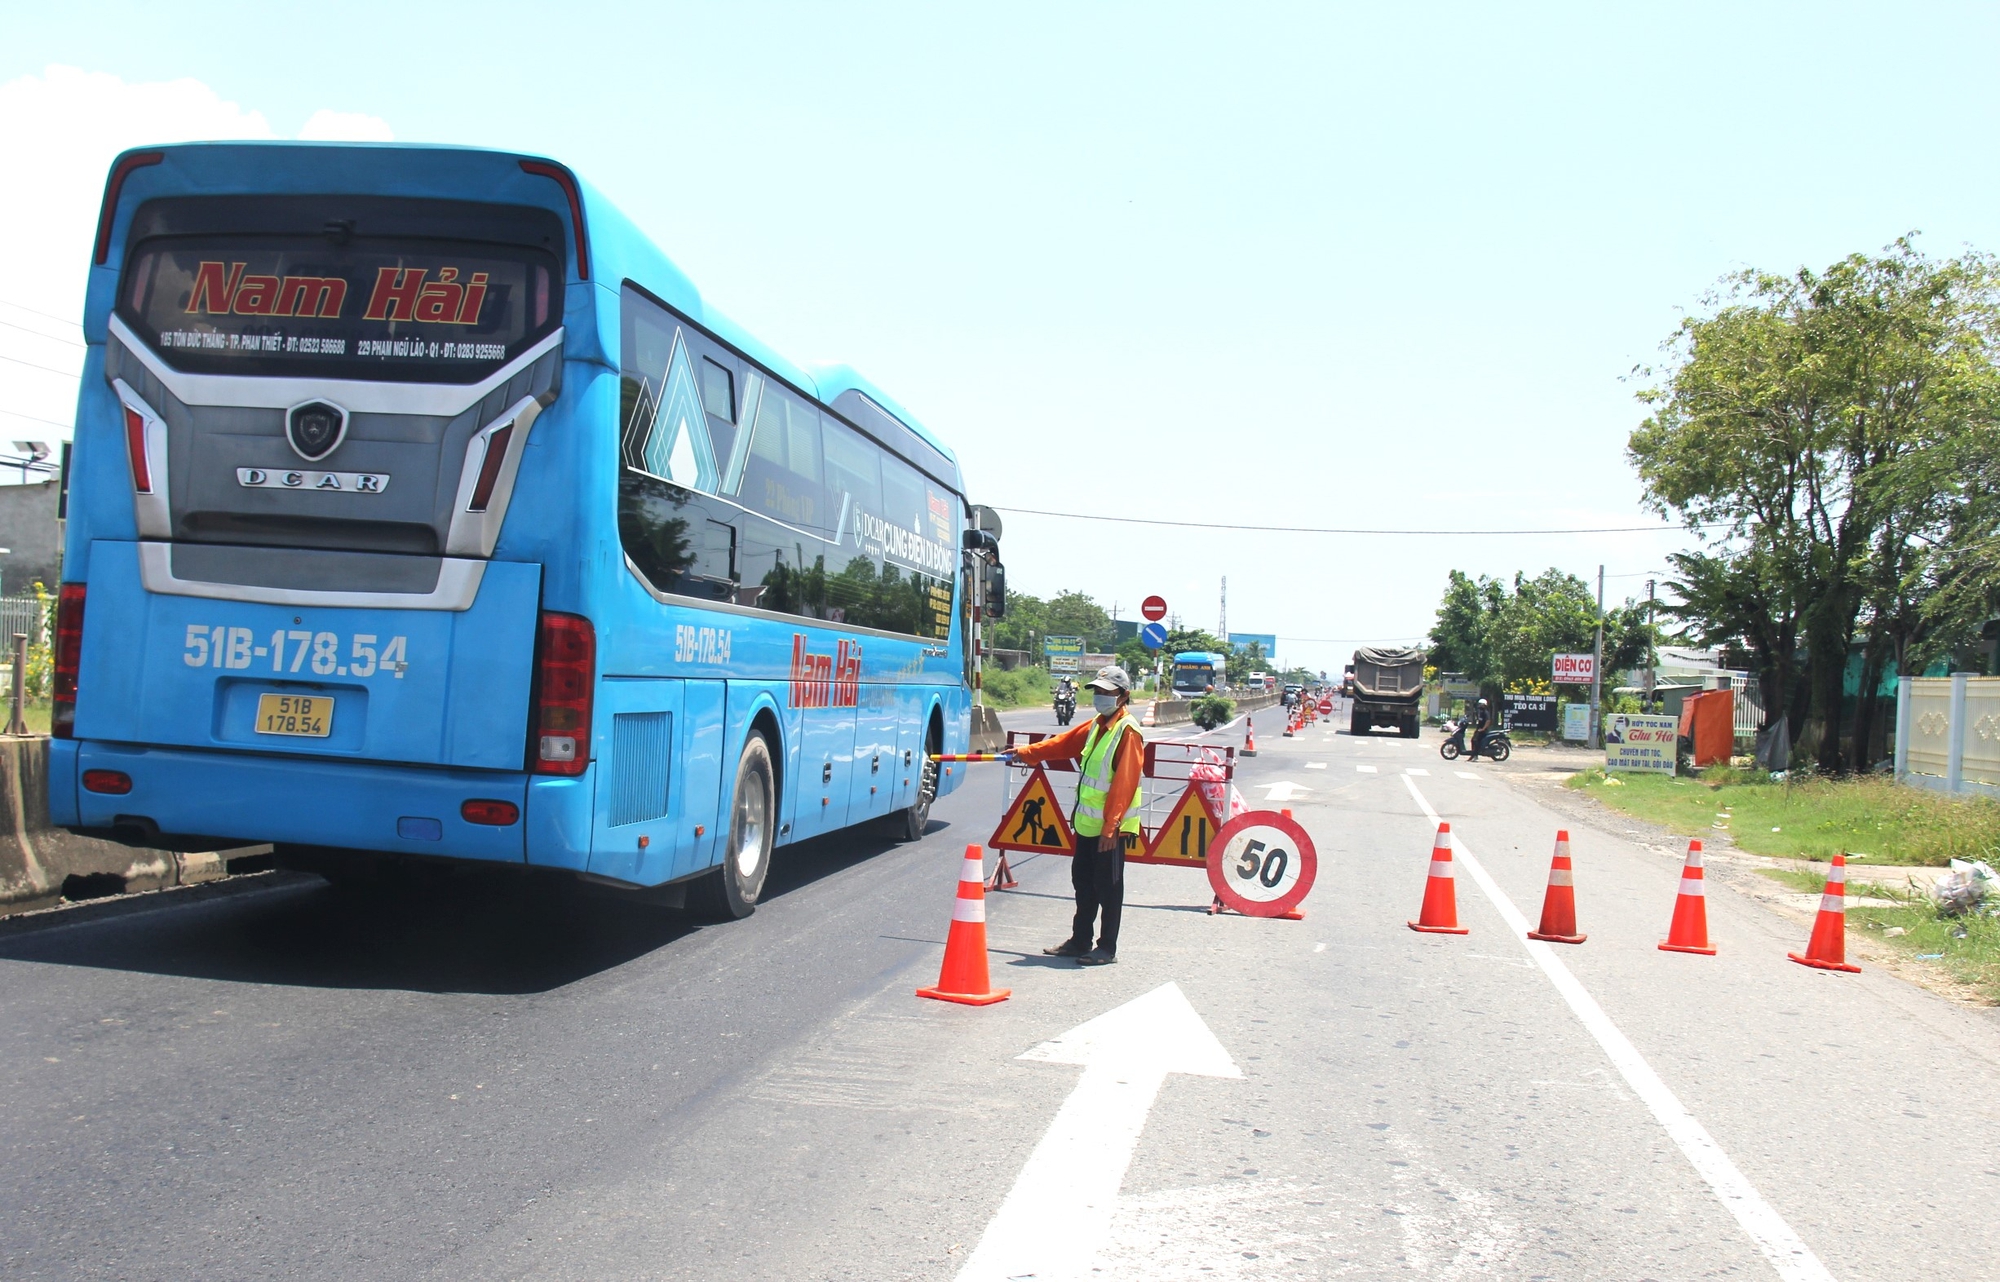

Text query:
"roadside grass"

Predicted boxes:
[[1568, 767, 2000, 867], [983, 665, 1052, 709], [1748, 868, 2000, 998]]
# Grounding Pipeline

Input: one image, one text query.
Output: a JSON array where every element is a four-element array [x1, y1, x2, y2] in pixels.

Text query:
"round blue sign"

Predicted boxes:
[[1140, 622, 1168, 650]]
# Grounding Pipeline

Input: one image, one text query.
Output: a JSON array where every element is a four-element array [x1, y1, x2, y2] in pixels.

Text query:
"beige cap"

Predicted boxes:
[[1086, 665, 1132, 693]]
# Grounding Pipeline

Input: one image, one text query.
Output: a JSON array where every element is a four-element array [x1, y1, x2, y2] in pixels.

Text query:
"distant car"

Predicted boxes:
[[1282, 683, 1303, 706]]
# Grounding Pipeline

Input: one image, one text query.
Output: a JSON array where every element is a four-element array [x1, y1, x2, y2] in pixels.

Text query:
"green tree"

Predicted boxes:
[[1632, 236, 2000, 769]]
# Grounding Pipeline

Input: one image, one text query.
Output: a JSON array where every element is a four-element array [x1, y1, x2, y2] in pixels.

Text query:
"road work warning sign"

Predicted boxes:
[[1144, 784, 1223, 869], [990, 766, 1077, 855]]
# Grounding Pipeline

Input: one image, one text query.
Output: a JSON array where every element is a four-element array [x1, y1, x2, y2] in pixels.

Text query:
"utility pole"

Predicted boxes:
[[1643, 578, 1657, 709], [1218, 576, 1227, 643], [1589, 564, 1605, 749]]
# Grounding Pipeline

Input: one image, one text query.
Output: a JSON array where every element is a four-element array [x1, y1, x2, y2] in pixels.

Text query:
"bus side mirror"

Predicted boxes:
[[985, 562, 1007, 618]]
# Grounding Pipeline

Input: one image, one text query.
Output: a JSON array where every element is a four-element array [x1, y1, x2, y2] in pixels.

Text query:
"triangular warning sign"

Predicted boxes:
[[1143, 783, 1224, 868], [990, 765, 1076, 856]]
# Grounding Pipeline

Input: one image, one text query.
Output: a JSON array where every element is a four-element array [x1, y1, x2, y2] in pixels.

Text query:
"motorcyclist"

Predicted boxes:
[[1468, 697, 1495, 759]]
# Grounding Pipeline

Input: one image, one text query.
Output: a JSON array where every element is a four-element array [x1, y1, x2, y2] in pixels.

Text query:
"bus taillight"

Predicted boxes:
[[531, 611, 594, 776], [52, 583, 85, 739], [122, 407, 153, 493]]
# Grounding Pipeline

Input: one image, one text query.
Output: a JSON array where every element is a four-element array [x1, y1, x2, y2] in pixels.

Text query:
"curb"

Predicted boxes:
[[0, 869, 314, 940]]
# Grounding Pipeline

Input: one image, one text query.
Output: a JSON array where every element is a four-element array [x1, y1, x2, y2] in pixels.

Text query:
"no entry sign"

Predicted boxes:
[[1206, 810, 1316, 917], [1141, 595, 1167, 621]]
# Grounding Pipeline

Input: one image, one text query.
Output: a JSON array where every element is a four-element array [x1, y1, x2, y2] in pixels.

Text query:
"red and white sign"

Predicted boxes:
[[1141, 595, 1168, 622], [1206, 810, 1316, 917], [1551, 653, 1596, 685]]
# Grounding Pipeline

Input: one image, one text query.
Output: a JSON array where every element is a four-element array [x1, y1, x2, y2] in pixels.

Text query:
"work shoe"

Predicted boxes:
[[1077, 947, 1118, 967], [1042, 939, 1090, 957]]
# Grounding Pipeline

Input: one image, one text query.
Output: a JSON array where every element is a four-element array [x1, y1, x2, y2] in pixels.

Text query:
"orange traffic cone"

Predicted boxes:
[[1789, 854, 1861, 973], [918, 845, 1012, 1005], [1408, 822, 1469, 935], [1243, 720, 1258, 757], [1658, 839, 1716, 955], [1282, 710, 1295, 738], [1526, 830, 1586, 944]]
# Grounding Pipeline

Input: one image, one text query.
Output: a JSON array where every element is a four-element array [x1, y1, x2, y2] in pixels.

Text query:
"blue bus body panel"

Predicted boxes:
[[73, 742, 527, 862], [76, 542, 542, 771]]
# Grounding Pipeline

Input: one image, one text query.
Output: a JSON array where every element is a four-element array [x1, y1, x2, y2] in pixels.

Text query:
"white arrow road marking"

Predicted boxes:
[[1399, 775, 1835, 1282], [956, 983, 1241, 1282], [1260, 780, 1310, 801]]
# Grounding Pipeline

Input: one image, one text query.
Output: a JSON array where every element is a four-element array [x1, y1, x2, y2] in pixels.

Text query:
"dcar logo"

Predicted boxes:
[[791, 634, 861, 709]]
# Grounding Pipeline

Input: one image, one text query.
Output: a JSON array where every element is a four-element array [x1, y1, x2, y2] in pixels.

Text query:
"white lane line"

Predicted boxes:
[[1306, 761, 1327, 770], [1455, 771, 1480, 780], [1398, 774, 1834, 1282], [1356, 764, 1378, 774], [1405, 767, 1430, 776]]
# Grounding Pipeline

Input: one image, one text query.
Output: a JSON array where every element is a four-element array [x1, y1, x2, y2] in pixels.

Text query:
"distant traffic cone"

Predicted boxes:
[[1658, 839, 1716, 955], [918, 845, 1012, 1005], [1243, 720, 1258, 757], [1408, 822, 1469, 934], [1789, 854, 1861, 973], [1526, 830, 1586, 944], [1282, 709, 1295, 738]]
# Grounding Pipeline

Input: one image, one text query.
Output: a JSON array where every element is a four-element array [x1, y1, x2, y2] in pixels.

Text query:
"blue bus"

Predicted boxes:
[[51, 142, 992, 916], [1171, 651, 1228, 697]]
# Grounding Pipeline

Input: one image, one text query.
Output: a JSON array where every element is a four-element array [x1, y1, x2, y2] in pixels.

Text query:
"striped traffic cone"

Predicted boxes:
[[1243, 720, 1258, 757], [1526, 830, 1586, 943], [1658, 839, 1716, 955], [918, 845, 1012, 1005], [1789, 854, 1861, 973], [1408, 822, 1469, 935]]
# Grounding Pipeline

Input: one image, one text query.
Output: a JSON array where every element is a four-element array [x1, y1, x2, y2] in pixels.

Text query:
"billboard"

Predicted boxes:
[[1552, 653, 1596, 685], [1228, 632, 1278, 659], [1503, 693, 1557, 731], [1043, 635, 1086, 674], [1605, 713, 1677, 773]]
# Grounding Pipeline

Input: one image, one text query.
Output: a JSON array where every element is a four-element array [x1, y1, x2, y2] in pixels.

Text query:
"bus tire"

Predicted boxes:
[[888, 723, 941, 843], [691, 733, 776, 920]]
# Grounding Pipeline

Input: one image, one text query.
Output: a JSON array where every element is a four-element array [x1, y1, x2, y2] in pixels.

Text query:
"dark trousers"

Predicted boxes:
[[1071, 834, 1131, 954]]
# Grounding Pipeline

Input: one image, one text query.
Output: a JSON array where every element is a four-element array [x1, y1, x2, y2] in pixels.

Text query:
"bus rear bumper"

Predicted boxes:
[[65, 741, 529, 865]]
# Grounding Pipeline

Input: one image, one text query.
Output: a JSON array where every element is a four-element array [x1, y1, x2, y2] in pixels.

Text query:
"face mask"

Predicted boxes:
[[1093, 693, 1120, 715]]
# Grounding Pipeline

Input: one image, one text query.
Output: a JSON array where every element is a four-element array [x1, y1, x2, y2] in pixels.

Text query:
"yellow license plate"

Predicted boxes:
[[255, 693, 334, 738]]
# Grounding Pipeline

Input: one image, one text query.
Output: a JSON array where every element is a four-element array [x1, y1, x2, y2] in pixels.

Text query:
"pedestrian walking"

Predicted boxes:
[[1002, 664, 1143, 966]]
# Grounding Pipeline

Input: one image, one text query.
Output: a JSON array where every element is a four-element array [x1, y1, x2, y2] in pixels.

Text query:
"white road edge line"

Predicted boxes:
[[1399, 773, 1834, 1282]]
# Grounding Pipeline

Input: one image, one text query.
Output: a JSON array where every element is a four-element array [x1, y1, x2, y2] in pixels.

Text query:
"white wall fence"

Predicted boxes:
[[1896, 674, 2000, 799]]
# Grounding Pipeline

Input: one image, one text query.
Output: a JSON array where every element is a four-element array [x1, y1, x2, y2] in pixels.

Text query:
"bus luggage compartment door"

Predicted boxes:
[[76, 541, 542, 771]]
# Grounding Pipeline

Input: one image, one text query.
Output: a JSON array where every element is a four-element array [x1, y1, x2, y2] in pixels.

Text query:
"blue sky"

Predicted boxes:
[[4, 2, 1997, 674]]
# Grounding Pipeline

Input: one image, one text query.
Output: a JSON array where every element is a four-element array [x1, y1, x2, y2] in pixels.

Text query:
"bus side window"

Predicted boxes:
[[741, 384, 824, 535]]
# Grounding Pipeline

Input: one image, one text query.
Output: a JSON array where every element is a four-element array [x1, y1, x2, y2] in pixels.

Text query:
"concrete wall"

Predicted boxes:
[[0, 736, 258, 914], [0, 480, 60, 597]]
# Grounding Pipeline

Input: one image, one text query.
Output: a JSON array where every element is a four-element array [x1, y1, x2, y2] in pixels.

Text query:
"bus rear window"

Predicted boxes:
[[119, 235, 560, 384]]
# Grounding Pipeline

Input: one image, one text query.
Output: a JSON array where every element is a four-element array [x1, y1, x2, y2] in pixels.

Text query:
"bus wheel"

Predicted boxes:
[[889, 727, 939, 843], [692, 733, 776, 920]]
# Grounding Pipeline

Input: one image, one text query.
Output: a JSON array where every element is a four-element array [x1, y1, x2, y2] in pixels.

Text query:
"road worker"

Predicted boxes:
[[1001, 664, 1143, 966]]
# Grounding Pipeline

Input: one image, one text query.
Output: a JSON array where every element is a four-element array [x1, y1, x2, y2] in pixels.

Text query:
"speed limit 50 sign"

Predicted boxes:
[[1206, 810, 1317, 917]]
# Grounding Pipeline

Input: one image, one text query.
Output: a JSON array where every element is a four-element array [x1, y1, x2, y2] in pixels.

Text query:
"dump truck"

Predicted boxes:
[[1350, 646, 1425, 737]]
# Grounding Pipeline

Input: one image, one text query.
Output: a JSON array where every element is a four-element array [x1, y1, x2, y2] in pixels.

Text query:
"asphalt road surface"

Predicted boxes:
[[4, 701, 1997, 1279]]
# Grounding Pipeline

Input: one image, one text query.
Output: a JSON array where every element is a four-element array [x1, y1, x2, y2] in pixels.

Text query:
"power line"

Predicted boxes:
[[992, 505, 1708, 537], [0, 407, 74, 431], [0, 298, 81, 326], [0, 318, 84, 347], [0, 353, 80, 379]]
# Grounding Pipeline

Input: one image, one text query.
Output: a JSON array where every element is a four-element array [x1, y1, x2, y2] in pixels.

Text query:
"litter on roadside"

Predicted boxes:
[[1932, 860, 1999, 917], [1916, 953, 1945, 960], [1883, 926, 1907, 937]]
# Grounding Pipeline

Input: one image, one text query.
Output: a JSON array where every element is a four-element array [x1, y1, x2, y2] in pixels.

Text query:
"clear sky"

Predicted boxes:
[[3, 2, 1997, 676]]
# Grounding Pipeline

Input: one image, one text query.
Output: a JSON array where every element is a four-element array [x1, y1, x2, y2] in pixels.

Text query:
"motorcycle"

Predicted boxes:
[[1439, 716, 1511, 763], [1053, 688, 1077, 727]]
